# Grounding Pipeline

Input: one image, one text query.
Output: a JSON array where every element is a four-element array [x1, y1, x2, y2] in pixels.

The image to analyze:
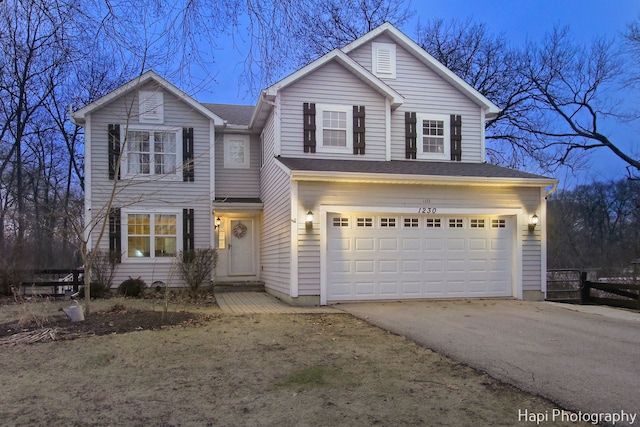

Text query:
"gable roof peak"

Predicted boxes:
[[342, 23, 500, 117], [72, 70, 224, 125]]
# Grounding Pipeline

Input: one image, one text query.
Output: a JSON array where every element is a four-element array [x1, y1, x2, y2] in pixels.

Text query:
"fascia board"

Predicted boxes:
[[72, 70, 225, 126], [290, 170, 558, 187], [342, 23, 500, 116]]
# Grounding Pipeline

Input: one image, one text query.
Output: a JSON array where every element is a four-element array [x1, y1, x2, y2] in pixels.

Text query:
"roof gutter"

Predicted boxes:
[[288, 170, 558, 187]]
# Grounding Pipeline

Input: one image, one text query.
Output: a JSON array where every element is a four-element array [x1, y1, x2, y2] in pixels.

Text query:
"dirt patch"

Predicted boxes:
[[0, 298, 590, 426]]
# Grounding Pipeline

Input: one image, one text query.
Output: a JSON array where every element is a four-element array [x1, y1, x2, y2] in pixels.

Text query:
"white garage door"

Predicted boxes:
[[327, 214, 513, 301]]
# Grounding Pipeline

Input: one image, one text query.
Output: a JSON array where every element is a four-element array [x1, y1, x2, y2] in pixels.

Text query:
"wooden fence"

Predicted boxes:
[[546, 269, 640, 310], [20, 268, 84, 297]]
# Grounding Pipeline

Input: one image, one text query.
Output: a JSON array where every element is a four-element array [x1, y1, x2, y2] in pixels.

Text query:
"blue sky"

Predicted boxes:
[[199, 0, 640, 184]]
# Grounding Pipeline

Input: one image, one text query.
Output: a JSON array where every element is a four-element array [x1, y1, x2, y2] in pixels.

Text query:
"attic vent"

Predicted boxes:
[[139, 91, 164, 124], [372, 42, 396, 78]]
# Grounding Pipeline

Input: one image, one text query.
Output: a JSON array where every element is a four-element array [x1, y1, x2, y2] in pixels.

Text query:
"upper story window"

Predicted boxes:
[[316, 104, 353, 154], [417, 113, 450, 160], [139, 91, 164, 124], [122, 126, 181, 178], [372, 42, 396, 79], [224, 135, 250, 169]]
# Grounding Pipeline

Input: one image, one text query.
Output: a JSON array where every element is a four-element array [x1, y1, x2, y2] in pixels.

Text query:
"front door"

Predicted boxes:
[[228, 218, 255, 276]]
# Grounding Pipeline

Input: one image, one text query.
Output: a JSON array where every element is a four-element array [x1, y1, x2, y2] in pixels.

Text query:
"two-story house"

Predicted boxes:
[[73, 23, 557, 305]]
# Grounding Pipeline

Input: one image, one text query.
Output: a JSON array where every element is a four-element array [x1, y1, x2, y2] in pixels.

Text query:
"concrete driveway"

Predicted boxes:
[[336, 299, 640, 425]]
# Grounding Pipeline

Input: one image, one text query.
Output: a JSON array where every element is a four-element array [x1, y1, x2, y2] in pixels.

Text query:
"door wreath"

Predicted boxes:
[[232, 222, 248, 239]]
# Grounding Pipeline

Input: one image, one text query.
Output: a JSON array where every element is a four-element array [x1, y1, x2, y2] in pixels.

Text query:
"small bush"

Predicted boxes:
[[117, 277, 146, 298]]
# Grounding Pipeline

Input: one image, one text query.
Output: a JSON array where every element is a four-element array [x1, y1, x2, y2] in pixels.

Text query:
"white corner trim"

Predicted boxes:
[[290, 181, 299, 298], [84, 115, 93, 247]]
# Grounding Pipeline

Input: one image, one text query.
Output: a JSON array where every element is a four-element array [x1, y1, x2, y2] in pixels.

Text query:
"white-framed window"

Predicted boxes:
[[492, 219, 507, 228], [224, 135, 250, 169], [122, 126, 181, 178], [426, 218, 442, 228], [316, 104, 353, 154], [372, 42, 396, 78], [124, 210, 182, 260], [417, 113, 450, 160], [448, 218, 464, 228], [139, 91, 164, 124], [380, 217, 397, 228], [333, 217, 349, 227], [356, 217, 373, 227], [470, 219, 485, 228], [404, 218, 419, 228]]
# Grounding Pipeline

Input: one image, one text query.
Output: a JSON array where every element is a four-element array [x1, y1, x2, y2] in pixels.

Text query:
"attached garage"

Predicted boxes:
[[325, 212, 515, 302]]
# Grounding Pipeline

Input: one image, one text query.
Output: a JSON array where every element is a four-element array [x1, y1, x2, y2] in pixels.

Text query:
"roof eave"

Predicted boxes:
[[287, 170, 558, 187]]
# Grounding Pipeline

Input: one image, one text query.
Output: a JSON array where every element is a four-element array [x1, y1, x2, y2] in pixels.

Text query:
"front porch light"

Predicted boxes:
[[528, 214, 539, 232], [215, 217, 221, 229], [305, 210, 314, 231]]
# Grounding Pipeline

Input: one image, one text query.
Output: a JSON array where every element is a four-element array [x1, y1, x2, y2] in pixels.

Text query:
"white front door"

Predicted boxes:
[[228, 218, 255, 276]]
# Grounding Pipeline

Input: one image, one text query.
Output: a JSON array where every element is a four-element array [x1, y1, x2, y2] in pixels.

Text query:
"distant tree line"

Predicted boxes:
[[548, 179, 640, 275]]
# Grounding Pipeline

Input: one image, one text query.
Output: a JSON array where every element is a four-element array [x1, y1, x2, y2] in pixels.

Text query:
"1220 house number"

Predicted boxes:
[[418, 207, 437, 214]]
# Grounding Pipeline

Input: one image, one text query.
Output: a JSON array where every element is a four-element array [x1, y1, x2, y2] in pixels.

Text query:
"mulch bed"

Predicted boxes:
[[0, 305, 213, 345]]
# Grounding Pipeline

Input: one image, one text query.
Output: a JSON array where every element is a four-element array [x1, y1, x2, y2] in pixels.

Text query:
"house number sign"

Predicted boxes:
[[418, 207, 437, 214]]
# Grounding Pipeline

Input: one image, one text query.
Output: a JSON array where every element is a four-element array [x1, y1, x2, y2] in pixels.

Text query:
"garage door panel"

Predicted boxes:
[[355, 282, 375, 296], [402, 238, 421, 251], [447, 238, 466, 250], [469, 238, 487, 251], [379, 260, 398, 273], [328, 238, 351, 251], [355, 260, 374, 273], [402, 260, 421, 272], [355, 238, 375, 251], [327, 214, 513, 301], [379, 281, 398, 295]]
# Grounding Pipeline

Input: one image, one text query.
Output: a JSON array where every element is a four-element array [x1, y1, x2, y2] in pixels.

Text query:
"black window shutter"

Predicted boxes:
[[183, 209, 195, 251], [353, 106, 365, 155], [303, 103, 316, 153], [108, 124, 120, 180], [183, 127, 194, 182], [405, 112, 417, 159], [450, 115, 462, 161], [108, 207, 121, 263]]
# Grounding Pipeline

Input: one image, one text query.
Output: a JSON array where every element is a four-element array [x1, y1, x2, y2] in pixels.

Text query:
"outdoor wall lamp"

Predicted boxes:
[[215, 217, 221, 229], [305, 210, 314, 231], [528, 214, 539, 232]]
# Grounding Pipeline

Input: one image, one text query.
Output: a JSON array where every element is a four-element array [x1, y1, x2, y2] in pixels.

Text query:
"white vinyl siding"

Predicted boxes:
[[347, 33, 485, 162], [86, 82, 214, 287], [215, 133, 261, 198], [279, 61, 388, 160], [260, 114, 291, 295]]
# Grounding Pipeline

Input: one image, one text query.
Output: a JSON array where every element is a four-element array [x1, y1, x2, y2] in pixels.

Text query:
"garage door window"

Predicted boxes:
[[333, 217, 349, 227], [404, 218, 419, 228], [380, 217, 396, 228], [426, 218, 441, 228], [357, 217, 373, 227], [449, 218, 464, 228], [492, 219, 506, 228], [470, 219, 485, 228]]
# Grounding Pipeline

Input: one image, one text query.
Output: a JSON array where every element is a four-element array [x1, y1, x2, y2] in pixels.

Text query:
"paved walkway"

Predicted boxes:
[[216, 292, 338, 314]]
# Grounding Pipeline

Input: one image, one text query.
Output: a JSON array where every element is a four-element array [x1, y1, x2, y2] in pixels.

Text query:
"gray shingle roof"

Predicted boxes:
[[276, 157, 554, 181], [203, 103, 254, 126]]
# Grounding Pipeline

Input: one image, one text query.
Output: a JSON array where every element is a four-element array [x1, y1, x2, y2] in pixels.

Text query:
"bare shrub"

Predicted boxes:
[[89, 250, 120, 298], [174, 248, 217, 297]]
